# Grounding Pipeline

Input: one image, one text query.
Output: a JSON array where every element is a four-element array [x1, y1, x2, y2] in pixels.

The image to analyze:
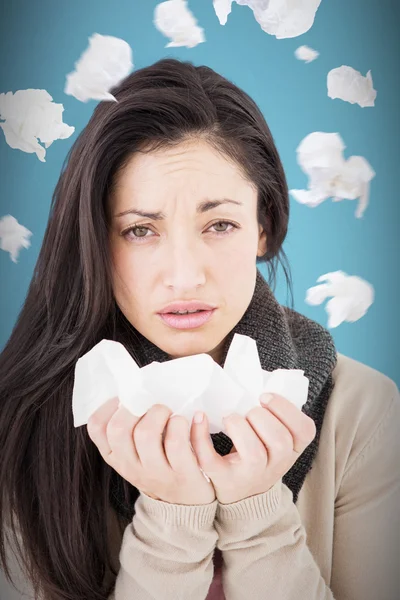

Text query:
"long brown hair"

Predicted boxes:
[[0, 58, 292, 599]]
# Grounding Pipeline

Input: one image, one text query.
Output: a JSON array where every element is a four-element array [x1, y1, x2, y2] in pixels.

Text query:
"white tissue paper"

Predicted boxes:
[[327, 66, 377, 108], [215, 0, 322, 39], [213, 0, 233, 25], [295, 45, 319, 63], [289, 132, 375, 218], [0, 89, 74, 162], [306, 271, 374, 328], [154, 0, 205, 48], [64, 33, 134, 103], [0, 215, 32, 263], [213, 0, 270, 26], [72, 333, 309, 435]]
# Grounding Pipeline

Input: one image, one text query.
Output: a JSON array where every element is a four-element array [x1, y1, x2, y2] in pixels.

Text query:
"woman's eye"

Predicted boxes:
[[209, 221, 239, 235], [211, 221, 230, 232], [121, 221, 237, 242], [122, 225, 152, 240]]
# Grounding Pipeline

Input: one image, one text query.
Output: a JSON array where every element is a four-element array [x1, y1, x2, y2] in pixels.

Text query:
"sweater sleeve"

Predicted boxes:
[[110, 493, 219, 600], [330, 388, 400, 600], [213, 389, 400, 600], [0, 496, 219, 600]]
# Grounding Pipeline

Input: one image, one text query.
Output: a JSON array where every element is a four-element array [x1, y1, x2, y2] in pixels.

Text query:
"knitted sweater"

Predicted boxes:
[[2, 353, 399, 599], [108, 353, 400, 600], [2, 271, 400, 598]]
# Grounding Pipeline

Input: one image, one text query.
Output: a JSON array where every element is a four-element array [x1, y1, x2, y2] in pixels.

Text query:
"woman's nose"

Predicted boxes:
[[162, 237, 206, 290]]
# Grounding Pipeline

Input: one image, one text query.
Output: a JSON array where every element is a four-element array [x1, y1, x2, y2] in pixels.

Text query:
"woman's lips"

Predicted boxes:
[[158, 309, 216, 330]]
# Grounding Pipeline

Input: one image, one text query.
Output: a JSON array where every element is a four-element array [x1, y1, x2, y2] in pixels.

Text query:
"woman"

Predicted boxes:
[[0, 58, 399, 600]]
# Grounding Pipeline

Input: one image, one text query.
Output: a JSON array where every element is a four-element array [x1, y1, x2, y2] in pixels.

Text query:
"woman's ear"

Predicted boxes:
[[257, 226, 267, 257]]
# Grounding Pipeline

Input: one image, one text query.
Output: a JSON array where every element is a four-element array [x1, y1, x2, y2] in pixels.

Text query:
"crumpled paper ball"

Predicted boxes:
[[72, 333, 309, 434], [0, 215, 32, 263], [289, 131, 375, 218], [64, 33, 133, 102], [154, 0, 205, 48], [327, 65, 377, 108], [214, 0, 322, 39], [306, 271, 375, 328], [0, 89, 74, 161], [295, 45, 319, 63]]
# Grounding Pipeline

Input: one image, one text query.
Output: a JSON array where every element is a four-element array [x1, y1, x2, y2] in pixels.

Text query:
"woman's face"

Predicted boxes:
[[109, 139, 267, 364]]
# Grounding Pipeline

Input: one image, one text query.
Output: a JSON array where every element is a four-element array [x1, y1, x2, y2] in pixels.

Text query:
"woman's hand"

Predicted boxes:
[[87, 398, 216, 506], [191, 393, 317, 505]]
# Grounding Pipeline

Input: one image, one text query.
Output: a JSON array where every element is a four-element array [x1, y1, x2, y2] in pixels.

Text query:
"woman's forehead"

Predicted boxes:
[[119, 141, 242, 180], [112, 141, 255, 206]]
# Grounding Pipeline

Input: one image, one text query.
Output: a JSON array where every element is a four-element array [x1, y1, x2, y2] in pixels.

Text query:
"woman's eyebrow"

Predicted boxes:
[[114, 198, 243, 220]]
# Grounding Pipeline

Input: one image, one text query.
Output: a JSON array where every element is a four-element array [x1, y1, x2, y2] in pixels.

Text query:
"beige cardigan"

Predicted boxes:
[[2, 353, 400, 599]]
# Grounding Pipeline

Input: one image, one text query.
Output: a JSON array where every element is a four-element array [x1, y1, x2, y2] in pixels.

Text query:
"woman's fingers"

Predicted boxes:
[[87, 402, 216, 504], [260, 394, 317, 453], [246, 406, 295, 463], [164, 415, 199, 472], [133, 404, 172, 471], [221, 395, 317, 467], [189, 412, 225, 470], [86, 397, 121, 459], [223, 413, 267, 464], [106, 404, 142, 465]]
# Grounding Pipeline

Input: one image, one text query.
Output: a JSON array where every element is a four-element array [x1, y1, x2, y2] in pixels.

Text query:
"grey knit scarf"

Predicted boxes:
[[109, 269, 337, 517]]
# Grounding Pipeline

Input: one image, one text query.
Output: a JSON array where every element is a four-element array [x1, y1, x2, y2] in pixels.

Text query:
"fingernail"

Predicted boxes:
[[193, 411, 204, 424], [260, 393, 273, 406]]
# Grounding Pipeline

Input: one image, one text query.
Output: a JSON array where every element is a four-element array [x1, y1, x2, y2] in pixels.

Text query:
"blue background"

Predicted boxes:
[[0, 0, 399, 385]]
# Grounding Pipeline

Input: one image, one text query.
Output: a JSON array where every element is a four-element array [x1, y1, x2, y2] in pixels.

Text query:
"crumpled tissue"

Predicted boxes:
[[154, 0, 205, 48], [0, 215, 32, 263], [213, 0, 234, 25], [0, 89, 74, 162], [327, 66, 377, 108], [213, 0, 269, 26], [72, 333, 309, 435], [215, 0, 322, 39], [65, 33, 133, 103], [295, 45, 319, 63], [289, 132, 375, 218], [306, 271, 374, 328]]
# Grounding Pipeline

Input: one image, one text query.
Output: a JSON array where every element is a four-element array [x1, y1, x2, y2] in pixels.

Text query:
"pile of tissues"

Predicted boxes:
[[72, 333, 309, 435]]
